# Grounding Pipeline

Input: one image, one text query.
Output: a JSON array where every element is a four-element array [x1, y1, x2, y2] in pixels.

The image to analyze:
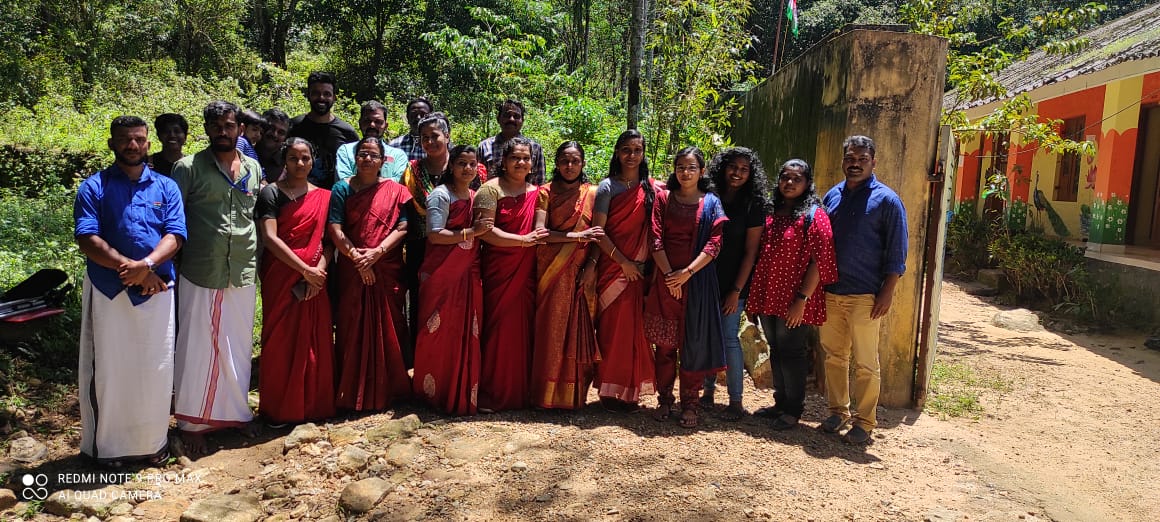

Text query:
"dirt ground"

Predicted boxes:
[[3, 280, 1158, 521]]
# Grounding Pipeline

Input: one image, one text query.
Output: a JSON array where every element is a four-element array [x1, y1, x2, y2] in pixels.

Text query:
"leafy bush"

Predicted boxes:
[[945, 200, 992, 276], [987, 232, 1091, 310], [0, 145, 102, 195]]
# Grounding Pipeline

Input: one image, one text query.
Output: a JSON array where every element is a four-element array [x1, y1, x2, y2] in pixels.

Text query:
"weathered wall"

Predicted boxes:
[[730, 27, 948, 408]]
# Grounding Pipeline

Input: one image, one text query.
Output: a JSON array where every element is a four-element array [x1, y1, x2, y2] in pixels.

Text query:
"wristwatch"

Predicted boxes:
[[793, 291, 808, 302], [143, 257, 156, 271]]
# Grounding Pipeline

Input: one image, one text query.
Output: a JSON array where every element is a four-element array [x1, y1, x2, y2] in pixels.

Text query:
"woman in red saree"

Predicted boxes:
[[531, 142, 605, 410], [327, 138, 413, 411], [644, 147, 728, 429], [257, 138, 336, 425], [474, 137, 548, 412], [412, 145, 493, 415], [588, 129, 660, 412]]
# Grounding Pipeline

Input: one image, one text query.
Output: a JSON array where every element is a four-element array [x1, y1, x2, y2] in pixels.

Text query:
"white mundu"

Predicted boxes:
[[79, 275, 174, 461], [173, 276, 257, 432]]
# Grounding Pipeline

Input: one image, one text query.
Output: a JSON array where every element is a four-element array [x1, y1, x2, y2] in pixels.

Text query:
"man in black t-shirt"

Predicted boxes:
[[288, 72, 359, 189]]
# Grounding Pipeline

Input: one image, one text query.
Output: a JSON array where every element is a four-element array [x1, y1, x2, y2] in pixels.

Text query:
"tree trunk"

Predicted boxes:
[[627, 0, 648, 129], [271, 0, 300, 66]]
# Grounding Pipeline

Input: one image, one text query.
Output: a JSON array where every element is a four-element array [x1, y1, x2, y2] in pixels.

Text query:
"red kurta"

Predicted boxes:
[[478, 186, 539, 411], [412, 197, 483, 415], [594, 181, 658, 403], [259, 188, 336, 424], [531, 183, 600, 409], [746, 208, 839, 325], [334, 180, 413, 411]]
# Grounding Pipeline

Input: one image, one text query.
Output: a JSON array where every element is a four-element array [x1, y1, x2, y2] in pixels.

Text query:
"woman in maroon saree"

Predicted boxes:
[[412, 145, 493, 415], [257, 138, 336, 424], [531, 142, 604, 410], [644, 147, 727, 429], [328, 138, 413, 411], [589, 129, 660, 411], [474, 137, 549, 412]]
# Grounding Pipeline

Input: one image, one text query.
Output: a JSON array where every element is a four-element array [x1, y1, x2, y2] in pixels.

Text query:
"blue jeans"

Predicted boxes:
[[703, 298, 745, 404]]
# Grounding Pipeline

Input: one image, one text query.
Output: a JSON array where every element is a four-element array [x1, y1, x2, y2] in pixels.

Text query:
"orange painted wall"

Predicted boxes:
[[1143, 71, 1160, 106], [955, 139, 983, 202]]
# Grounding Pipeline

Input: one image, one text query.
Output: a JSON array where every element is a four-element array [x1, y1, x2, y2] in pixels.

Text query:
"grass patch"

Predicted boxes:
[[925, 358, 1014, 420]]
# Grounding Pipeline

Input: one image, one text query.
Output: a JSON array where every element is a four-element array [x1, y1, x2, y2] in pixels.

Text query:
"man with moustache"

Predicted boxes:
[[74, 116, 186, 466], [817, 135, 908, 445], [289, 72, 359, 189], [170, 101, 263, 455], [477, 99, 546, 185], [389, 97, 433, 162], [336, 100, 410, 182]]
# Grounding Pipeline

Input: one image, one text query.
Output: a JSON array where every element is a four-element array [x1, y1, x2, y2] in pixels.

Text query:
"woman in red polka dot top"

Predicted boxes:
[[746, 158, 838, 431]]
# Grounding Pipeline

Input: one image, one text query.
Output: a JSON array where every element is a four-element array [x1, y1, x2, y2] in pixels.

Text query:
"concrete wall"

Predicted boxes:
[[730, 27, 948, 408], [1085, 258, 1160, 331]]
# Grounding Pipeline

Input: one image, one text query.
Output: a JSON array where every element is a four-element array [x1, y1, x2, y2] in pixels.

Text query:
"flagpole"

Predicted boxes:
[[772, 0, 785, 73]]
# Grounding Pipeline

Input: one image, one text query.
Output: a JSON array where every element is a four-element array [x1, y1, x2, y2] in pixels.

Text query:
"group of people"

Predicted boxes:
[[73, 71, 908, 468]]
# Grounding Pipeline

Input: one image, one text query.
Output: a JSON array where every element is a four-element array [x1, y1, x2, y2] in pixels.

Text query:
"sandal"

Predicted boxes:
[[146, 449, 171, 467], [678, 409, 699, 429], [721, 403, 746, 422], [753, 406, 782, 419]]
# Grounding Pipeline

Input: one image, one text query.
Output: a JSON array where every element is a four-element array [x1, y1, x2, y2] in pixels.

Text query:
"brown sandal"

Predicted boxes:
[[721, 403, 746, 422], [679, 409, 699, 429]]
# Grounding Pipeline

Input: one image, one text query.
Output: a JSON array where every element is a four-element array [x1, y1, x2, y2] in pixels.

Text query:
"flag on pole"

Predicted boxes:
[[786, 0, 799, 38]]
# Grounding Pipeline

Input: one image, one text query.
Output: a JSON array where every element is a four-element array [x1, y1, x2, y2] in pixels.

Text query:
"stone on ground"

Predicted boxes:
[[0, 488, 17, 510], [283, 423, 324, 453], [7, 436, 48, 463], [180, 493, 261, 522], [386, 441, 420, 467], [991, 309, 1043, 332], [338, 445, 372, 473], [328, 426, 362, 446], [339, 477, 390, 513], [44, 488, 121, 517], [366, 414, 422, 443], [133, 498, 188, 520]]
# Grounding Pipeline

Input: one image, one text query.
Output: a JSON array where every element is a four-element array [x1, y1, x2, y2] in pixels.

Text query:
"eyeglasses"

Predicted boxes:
[[675, 165, 701, 173], [356, 152, 383, 160]]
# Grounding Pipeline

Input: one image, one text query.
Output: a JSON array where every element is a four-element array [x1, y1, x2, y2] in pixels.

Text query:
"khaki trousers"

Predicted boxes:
[[818, 293, 881, 431]]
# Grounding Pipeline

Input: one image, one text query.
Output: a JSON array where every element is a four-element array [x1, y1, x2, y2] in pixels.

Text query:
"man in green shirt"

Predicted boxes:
[[171, 101, 263, 455]]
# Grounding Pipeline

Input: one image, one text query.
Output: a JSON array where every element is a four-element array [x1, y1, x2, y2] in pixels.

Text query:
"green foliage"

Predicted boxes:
[[644, 0, 758, 161], [0, 145, 103, 195], [946, 200, 992, 275], [988, 231, 1091, 308]]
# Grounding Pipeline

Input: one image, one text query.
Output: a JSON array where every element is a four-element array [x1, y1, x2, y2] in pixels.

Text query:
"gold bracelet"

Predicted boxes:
[[610, 246, 619, 260]]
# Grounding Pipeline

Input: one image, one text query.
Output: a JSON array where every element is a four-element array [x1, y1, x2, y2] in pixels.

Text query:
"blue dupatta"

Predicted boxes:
[[681, 192, 727, 372]]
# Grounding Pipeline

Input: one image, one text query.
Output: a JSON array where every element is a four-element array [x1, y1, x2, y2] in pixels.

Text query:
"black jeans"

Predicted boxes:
[[757, 314, 811, 419]]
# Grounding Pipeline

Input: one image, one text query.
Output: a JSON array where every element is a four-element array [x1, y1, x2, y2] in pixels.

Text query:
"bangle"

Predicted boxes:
[[462, 229, 469, 241], [732, 286, 742, 293], [610, 246, 619, 260]]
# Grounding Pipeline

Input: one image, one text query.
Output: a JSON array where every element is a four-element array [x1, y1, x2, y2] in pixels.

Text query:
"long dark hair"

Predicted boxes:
[[772, 158, 821, 221], [665, 146, 712, 192], [439, 144, 479, 187], [496, 136, 535, 183], [280, 137, 315, 162], [708, 147, 770, 214], [550, 141, 588, 183], [608, 129, 654, 214]]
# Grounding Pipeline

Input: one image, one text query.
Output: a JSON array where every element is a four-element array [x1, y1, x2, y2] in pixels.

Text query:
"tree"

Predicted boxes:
[[251, 0, 302, 66], [626, 0, 648, 129]]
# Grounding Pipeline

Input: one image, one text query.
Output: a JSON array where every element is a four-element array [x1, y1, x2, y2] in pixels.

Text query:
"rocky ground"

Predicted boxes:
[[2, 280, 1158, 521]]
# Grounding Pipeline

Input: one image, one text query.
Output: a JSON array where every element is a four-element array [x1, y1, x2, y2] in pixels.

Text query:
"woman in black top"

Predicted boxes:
[[702, 147, 769, 420]]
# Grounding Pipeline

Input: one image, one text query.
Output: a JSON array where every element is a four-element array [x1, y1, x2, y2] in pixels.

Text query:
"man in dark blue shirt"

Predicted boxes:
[[74, 116, 187, 466], [818, 135, 908, 444]]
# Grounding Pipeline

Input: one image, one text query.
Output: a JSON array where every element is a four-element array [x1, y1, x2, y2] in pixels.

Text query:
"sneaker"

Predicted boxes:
[[818, 414, 848, 433], [842, 425, 871, 444], [770, 414, 799, 431]]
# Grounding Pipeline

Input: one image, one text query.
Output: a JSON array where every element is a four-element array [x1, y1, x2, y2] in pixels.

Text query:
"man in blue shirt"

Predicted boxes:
[[74, 115, 187, 466], [818, 135, 908, 444], [336, 100, 410, 182]]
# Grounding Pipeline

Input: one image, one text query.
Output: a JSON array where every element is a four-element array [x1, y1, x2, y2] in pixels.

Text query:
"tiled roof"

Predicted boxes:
[[945, 2, 1160, 110]]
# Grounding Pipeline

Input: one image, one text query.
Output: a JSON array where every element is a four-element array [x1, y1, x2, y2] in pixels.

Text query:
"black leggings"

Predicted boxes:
[[757, 315, 811, 419]]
